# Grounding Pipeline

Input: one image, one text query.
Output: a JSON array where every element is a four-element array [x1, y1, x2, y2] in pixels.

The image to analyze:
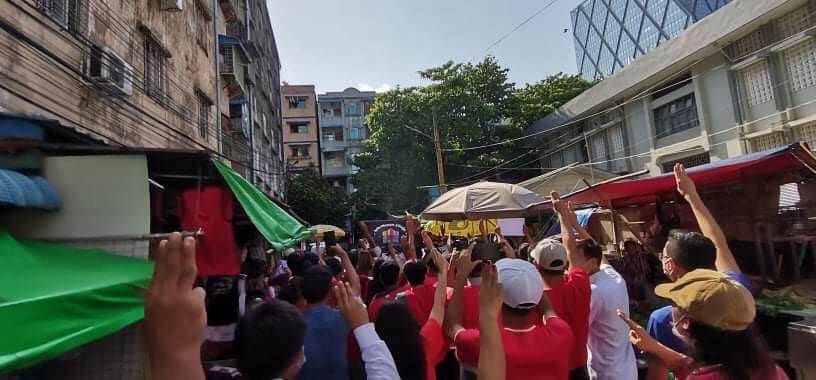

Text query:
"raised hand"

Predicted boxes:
[[430, 247, 450, 275], [673, 163, 698, 200], [146, 233, 206, 380], [455, 241, 481, 281], [617, 310, 658, 353], [550, 191, 569, 215], [335, 282, 369, 330], [479, 263, 503, 319], [421, 230, 435, 250]]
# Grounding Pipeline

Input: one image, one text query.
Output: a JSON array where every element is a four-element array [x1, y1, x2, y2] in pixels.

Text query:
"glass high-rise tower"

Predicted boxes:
[[572, 0, 731, 80]]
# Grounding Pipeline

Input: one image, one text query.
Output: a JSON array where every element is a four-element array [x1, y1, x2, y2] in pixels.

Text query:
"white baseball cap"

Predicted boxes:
[[529, 239, 568, 271], [495, 259, 544, 309]]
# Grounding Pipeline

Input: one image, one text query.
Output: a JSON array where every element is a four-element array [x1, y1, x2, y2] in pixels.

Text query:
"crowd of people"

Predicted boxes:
[[143, 164, 788, 380]]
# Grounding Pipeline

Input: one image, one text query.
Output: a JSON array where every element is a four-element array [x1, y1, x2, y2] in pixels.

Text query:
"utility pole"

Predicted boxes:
[[431, 107, 447, 193]]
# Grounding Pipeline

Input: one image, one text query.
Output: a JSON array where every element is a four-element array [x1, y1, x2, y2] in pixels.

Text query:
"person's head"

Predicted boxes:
[[326, 257, 344, 279], [623, 240, 640, 255], [529, 239, 568, 277], [304, 252, 320, 266], [422, 251, 439, 275], [374, 302, 426, 380], [277, 276, 306, 309], [655, 269, 772, 379], [301, 265, 333, 305], [357, 251, 373, 274], [378, 261, 400, 288], [662, 229, 716, 281], [234, 300, 306, 380], [495, 259, 544, 321], [403, 262, 427, 286], [286, 251, 311, 277], [517, 242, 531, 261], [575, 240, 603, 274]]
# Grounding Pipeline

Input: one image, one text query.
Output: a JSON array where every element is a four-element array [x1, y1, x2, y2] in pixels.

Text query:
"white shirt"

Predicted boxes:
[[353, 323, 400, 380], [588, 264, 637, 380]]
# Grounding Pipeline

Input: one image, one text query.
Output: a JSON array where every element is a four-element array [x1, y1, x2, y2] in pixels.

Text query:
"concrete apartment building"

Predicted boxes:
[[0, 0, 284, 196], [528, 0, 816, 177], [572, 0, 732, 80], [317, 87, 376, 193], [282, 84, 321, 172]]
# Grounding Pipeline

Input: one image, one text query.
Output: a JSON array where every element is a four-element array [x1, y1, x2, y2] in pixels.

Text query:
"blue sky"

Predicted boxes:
[[267, 0, 581, 94]]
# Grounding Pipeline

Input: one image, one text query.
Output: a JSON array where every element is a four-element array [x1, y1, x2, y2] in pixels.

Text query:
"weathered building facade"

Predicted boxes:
[[282, 84, 321, 172]]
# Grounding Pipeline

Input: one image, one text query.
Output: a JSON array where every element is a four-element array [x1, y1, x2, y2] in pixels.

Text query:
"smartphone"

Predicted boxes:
[[323, 231, 336, 255], [473, 240, 501, 262], [452, 237, 469, 251]]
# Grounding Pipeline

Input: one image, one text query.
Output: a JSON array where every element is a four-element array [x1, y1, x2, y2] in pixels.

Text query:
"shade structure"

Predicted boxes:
[[312, 224, 346, 238], [0, 231, 153, 371], [424, 219, 497, 237], [213, 159, 315, 251], [420, 181, 546, 221], [532, 143, 816, 209]]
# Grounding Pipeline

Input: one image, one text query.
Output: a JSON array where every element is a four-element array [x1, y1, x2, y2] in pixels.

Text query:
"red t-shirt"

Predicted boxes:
[[421, 318, 449, 380], [358, 274, 371, 303], [368, 288, 401, 321], [462, 284, 481, 329], [454, 316, 574, 380], [396, 285, 437, 326], [543, 267, 591, 369]]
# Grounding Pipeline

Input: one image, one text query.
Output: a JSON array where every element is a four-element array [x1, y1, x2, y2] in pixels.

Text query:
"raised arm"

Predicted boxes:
[[358, 221, 380, 251], [405, 214, 419, 261], [674, 164, 741, 273], [335, 245, 361, 296], [478, 263, 505, 380], [444, 242, 479, 340], [552, 192, 580, 266], [428, 248, 450, 323], [494, 226, 517, 259], [618, 310, 687, 369]]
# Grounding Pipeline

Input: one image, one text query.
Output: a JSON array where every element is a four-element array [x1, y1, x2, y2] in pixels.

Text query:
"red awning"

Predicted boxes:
[[532, 143, 816, 209]]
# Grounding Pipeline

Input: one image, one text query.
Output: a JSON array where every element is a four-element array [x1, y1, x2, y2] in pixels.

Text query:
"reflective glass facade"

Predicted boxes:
[[572, 0, 730, 80]]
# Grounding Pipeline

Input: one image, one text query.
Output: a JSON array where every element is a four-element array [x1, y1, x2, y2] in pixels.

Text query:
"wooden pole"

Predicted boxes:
[[432, 107, 447, 193]]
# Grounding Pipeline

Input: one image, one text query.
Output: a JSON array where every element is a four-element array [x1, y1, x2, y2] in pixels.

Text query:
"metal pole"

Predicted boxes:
[[213, 0, 223, 154], [248, 85, 255, 185], [584, 133, 595, 181], [432, 107, 447, 193]]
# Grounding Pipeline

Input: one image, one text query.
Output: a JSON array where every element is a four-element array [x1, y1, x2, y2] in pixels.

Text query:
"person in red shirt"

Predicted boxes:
[[395, 262, 437, 326], [445, 245, 573, 380], [532, 238, 591, 380], [367, 261, 401, 321]]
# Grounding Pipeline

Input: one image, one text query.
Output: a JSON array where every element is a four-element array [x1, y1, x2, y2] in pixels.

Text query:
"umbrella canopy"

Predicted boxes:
[[420, 181, 545, 221], [312, 224, 346, 238]]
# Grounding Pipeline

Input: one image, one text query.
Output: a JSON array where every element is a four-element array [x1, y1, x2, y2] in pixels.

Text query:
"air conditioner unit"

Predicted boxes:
[[161, 0, 183, 11], [88, 46, 134, 96]]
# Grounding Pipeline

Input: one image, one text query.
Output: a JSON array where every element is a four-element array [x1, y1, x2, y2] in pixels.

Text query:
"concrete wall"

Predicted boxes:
[[0, 0, 228, 150], [282, 84, 320, 170]]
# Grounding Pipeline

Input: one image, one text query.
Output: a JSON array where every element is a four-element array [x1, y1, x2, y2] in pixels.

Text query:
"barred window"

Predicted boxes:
[[661, 152, 710, 173], [197, 93, 211, 139], [144, 35, 166, 103], [654, 93, 699, 138], [740, 60, 774, 107], [774, 6, 811, 41], [40, 0, 86, 34], [798, 123, 816, 151], [750, 132, 787, 152], [784, 39, 816, 93], [609, 124, 625, 156]]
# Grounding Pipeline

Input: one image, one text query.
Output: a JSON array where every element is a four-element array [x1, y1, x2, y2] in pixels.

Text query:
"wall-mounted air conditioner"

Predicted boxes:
[[88, 46, 134, 96], [161, 0, 183, 11]]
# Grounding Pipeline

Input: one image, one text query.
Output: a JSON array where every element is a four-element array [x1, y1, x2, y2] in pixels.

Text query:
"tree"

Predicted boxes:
[[351, 59, 593, 217], [286, 166, 349, 226]]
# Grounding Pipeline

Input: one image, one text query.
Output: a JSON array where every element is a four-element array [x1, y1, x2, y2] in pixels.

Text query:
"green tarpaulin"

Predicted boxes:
[[213, 159, 315, 251], [0, 231, 153, 372]]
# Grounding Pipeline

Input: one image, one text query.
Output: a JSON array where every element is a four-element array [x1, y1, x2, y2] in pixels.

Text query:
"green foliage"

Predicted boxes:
[[286, 166, 349, 226], [351, 58, 594, 217]]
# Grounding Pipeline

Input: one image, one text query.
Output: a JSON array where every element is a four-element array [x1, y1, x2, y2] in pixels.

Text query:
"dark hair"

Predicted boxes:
[[205, 276, 239, 326], [378, 261, 400, 288], [502, 304, 534, 317], [304, 253, 320, 266], [326, 258, 343, 278], [422, 251, 439, 274], [688, 321, 776, 380], [403, 262, 427, 286], [278, 276, 303, 306], [286, 252, 311, 277], [579, 241, 603, 264], [348, 250, 360, 267], [375, 302, 427, 380], [518, 243, 531, 261], [234, 299, 306, 380], [666, 229, 716, 271], [301, 265, 333, 304], [367, 260, 386, 303]]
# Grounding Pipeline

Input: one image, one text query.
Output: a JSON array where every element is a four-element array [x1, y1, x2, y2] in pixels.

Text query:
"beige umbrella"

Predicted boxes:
[[420, 181, 546, 221], [312, 224, 346, 238]]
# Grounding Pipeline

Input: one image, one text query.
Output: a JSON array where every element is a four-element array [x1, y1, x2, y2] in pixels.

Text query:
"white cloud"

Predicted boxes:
[[356, 83, 393, 93]]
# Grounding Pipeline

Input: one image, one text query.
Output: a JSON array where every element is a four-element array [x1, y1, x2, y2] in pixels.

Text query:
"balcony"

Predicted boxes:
[[322, 164, 351, 177], [320, 114, 344, 127], [218, 0, 244, 23], [321, 139, 347, 152]]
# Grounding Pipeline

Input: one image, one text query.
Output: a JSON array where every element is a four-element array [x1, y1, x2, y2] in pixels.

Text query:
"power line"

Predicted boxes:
[[483, 0, 563, 54]]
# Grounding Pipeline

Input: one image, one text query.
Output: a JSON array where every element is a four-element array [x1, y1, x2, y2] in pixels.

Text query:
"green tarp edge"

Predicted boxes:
[[213, 158, 315, 251], [0, 231, 153, 372]]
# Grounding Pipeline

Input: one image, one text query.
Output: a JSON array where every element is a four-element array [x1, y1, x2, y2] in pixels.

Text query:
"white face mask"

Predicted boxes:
[[671, 314, 689, 342]]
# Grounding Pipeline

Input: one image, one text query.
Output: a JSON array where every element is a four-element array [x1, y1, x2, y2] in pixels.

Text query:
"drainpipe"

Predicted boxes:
[[248, 84, 255, 185], [213, 0, 222, 154]]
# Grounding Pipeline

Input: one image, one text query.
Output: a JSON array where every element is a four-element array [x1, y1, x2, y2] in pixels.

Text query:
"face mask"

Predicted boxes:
[[671, 314, 689, 342]]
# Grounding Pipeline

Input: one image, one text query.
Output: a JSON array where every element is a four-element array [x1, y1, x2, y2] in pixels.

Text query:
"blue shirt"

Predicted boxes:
[[298, 305, 350, 380], [647, 271, 751, 353]]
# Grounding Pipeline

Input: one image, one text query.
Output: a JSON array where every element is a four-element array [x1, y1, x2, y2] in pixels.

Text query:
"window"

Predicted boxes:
[[144, 34, 166, 103], [798, 123, 816, 151], [288, 122, 309, 134], [609, 124, 625, 156], [349, 127, 361, 140], [41, 0, 85, 33], [197, 93, 211, 139], [750, 132, 787, 152], [774, 6, 810, 41], [290, 146, 310, 158], [590, 132, 607, 162], [784, 39, 816, 93], [740, 60, 774, 107], [653, 93, 699, 138], [323, 127, 343, 141], [195, 0, 211, 51], [345, 102, 360, 116], [325, 151, 345, 167], [287, 96, 307, 109], [660, 152, 710, 173]]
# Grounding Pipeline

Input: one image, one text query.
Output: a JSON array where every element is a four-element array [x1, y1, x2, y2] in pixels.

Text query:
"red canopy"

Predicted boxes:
[[532, 143, 816, 209]]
